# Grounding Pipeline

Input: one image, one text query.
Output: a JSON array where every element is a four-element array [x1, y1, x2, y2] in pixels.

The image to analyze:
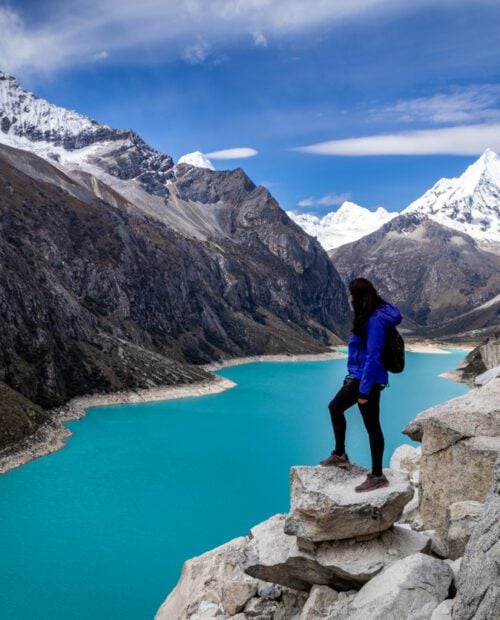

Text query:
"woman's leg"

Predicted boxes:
[[357, 386, 385, 476], [328, 382, 359, 455]]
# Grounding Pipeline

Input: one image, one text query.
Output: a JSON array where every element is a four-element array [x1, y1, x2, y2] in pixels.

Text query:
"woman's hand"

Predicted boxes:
[[358, 397, 368, 405]]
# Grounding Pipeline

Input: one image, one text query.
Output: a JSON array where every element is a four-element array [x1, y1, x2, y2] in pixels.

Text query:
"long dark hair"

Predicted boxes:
[[349, 278, 385, 336]]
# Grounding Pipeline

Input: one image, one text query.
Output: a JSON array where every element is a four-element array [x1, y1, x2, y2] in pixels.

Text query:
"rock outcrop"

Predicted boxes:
[[332, 553, 453, 620], [284, 466, 413, 541], [453, 331, 500, 385], [403, 378, 500, 534], [453, 457, 500, 620], [242, 514, 429, 591], [154, 536, 307, 619], [157, 383, 500, 619]]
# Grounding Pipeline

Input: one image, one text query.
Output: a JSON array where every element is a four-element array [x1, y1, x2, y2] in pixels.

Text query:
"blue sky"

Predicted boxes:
[[1, 0, 500, 213]]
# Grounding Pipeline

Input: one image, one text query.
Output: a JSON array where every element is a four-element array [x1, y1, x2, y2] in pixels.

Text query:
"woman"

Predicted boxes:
[[320, 278, 402, 492]]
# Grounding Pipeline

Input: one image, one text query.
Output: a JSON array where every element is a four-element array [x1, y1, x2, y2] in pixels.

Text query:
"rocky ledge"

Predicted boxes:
[[156, 379, 500, 619]]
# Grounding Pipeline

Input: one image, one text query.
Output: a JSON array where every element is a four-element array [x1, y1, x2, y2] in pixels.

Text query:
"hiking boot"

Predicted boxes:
[[354, 474, 389, 492], [320, 452, 351, 469]]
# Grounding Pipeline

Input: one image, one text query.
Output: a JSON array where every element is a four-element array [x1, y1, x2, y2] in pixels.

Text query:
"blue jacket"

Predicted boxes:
[[347, 303, 402, 397]]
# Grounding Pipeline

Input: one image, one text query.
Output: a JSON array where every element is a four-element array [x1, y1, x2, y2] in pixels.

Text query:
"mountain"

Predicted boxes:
[[178, 151, 215, 170], [287, 201, 398, 251], [329, 213, 500, 332], [403, 149, 500, 252], [0, 72, 350, 453]]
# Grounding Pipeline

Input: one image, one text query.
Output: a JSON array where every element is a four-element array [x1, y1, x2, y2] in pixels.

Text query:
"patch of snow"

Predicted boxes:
[[177, 151, 215, 170], [287, 201, 398, 250]]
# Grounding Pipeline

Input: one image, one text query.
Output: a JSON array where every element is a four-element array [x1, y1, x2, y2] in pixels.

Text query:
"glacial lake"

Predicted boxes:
[[0, 351, 469, 620]]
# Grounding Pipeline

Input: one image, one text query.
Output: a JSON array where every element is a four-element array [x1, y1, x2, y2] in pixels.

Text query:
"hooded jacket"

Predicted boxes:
[[346, 302, 402, 398]]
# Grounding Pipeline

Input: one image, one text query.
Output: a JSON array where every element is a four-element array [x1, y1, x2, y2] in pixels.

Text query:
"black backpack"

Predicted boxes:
[[382, 327, 405, 373]]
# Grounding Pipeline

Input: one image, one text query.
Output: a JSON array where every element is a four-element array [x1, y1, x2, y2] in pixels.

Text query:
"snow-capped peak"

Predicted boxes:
[[0, 69, 118, 149], [403, 149, 500, 244], [177, 151, 215, 171], [287, 201, 398, 250]]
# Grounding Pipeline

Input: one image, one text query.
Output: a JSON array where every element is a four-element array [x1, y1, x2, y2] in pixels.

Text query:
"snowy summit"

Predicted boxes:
[[177, 151, 215, 171], [403, 148, 500, 245], [287, 201, 398, 251]]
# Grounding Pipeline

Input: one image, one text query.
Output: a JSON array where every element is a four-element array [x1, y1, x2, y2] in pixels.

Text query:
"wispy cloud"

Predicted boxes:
[[93, 50, 109, 61], [252, 31, 268, 47], [294, 124, 500, 156], [205, 147, 258, 159], [182, 41, 211, 64], [298, 193, 350, 208], [374, 85, 500, 124], [0, 0, 474, 75]]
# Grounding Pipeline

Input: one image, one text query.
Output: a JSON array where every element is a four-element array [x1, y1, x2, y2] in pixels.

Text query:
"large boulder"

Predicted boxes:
[[453, 457, 500, 620], [155, 535, 306, 619], [403, 379, 500, 533], [242, 514, 430, 592], [284, 466, 414, 541], [332, 553, 453, 620]]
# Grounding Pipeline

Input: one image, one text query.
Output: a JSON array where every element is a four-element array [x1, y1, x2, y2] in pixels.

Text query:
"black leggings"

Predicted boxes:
[[328, 378, 385, 476]]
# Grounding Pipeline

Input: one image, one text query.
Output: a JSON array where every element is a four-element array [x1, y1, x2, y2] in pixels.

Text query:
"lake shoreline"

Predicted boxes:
[[0, 344, 470, 475], [0, 350, 345, 475]]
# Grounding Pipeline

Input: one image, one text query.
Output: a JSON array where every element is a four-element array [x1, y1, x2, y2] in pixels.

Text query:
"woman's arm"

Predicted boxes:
[[359, 315, 385, 399]]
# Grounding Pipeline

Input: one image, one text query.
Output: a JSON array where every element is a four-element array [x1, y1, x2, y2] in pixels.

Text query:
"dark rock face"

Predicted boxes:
[[0, 145, 348, 451], [329, 214, 500, 332]]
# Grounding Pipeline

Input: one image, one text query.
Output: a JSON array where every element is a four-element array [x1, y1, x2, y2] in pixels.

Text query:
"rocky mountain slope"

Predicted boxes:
[[0, 71, 350, 453], [287, 201, 398, 251], [329, 213, 500, 332]]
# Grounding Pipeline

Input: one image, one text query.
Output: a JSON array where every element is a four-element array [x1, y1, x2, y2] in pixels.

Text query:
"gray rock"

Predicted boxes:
[[403, 379, 500, 533], [285, 466, 414, 541], [334, 553, 453, 620], [430, 599, 454, 619], [444, 558, 462, 586], [242, 514, 430, 592], [155, 536, 258, 619], [421, 529, 449, 559], [299, 585, 339, 620], [453, 458, 500, 620], [475, 364, 500, 386], [445, 501, 484, 560], [389, 444, 421, 483]]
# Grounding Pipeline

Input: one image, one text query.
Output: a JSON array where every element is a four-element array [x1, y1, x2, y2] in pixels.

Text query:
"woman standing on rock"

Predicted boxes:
[[320, 278, 402, 492]]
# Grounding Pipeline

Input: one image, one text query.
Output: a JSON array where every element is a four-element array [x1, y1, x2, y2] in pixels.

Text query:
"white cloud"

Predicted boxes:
[[298, 193, 350, 207], [93, 50, 109, 61], [0, 0, 472, 75], [252, 31, 268, 47], [182, 41, 211, 64], [376, 86, 500, 124], [205, 147, 258, 159], [294, 124, 500, 156]]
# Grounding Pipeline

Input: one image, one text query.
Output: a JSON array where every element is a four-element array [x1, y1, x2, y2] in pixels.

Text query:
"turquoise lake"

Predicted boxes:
[[0, 351, 469, 619]]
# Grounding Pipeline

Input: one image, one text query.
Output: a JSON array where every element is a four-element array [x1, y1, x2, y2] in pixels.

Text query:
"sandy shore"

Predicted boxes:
[[0, 350, 347, 475], [202, 349, 346, 371], [405, 341, 473, 354]]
